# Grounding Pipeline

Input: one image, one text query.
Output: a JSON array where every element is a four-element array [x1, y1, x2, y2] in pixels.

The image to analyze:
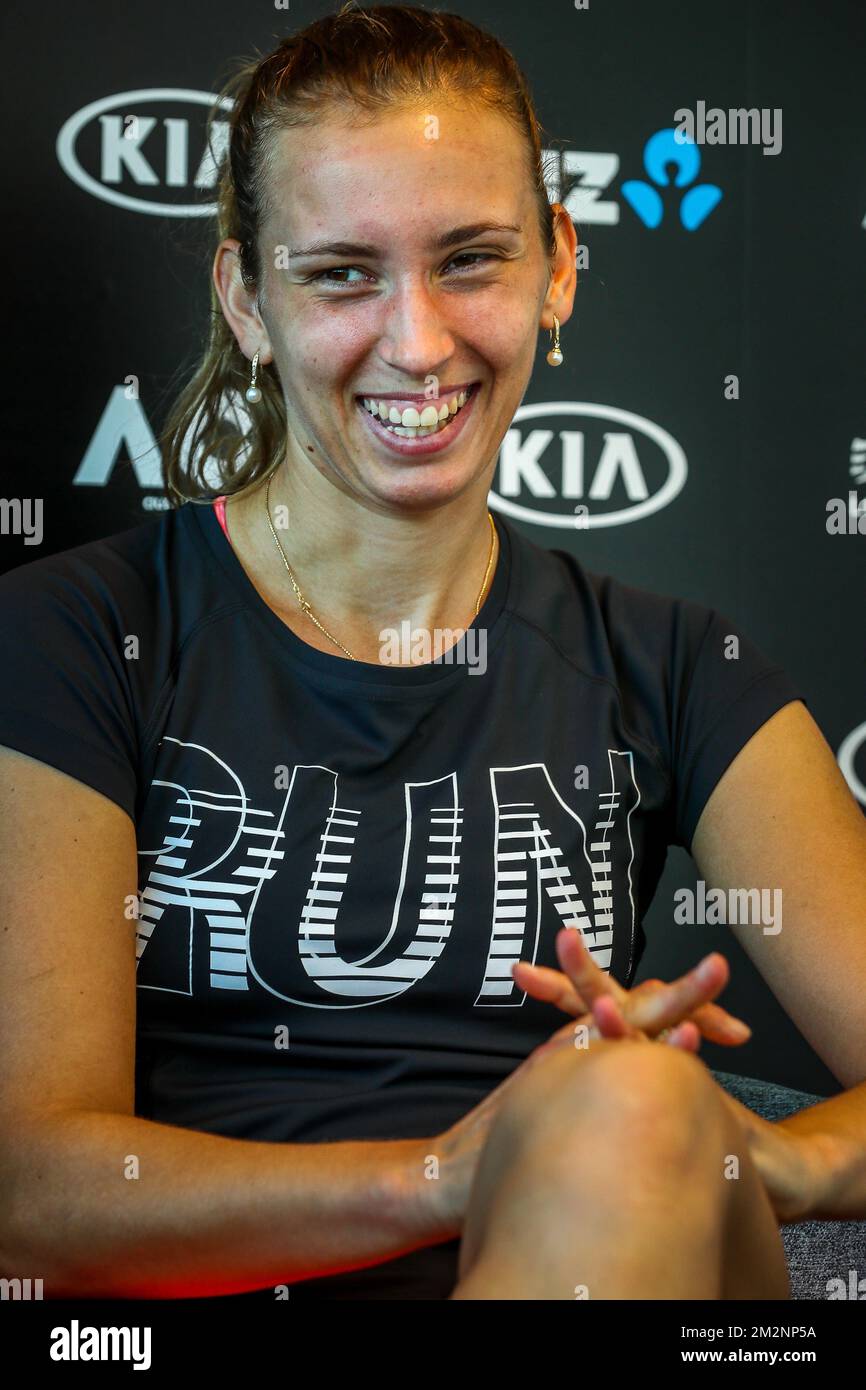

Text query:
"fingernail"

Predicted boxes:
[[729, 1019, 751, 1036]]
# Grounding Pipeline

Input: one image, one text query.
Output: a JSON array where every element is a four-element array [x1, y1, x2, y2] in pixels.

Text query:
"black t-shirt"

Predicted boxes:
[[0, 501, 805, 1299]]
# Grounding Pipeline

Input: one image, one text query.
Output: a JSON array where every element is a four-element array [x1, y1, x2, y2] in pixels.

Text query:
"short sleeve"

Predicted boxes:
[[670, 605, 807, 853], [0, 557, 140, 821]]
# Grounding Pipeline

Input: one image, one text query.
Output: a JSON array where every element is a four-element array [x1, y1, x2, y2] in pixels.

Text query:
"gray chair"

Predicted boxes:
[[710, 1069, 866, 1300]]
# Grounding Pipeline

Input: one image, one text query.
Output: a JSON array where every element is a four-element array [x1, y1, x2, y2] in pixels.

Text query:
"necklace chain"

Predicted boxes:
[[264, 473, 497, 662]]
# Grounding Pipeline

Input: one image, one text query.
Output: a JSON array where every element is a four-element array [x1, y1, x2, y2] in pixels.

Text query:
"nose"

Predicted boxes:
[[375, 279, 457, 383]]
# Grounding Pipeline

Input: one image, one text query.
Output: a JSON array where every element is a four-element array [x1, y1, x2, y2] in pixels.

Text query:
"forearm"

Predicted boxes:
[[778, 1080, 866, 1220], [1, 1108, 447, 1298]]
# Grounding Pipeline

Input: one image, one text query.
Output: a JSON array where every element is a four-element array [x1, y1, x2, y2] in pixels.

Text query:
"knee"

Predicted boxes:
[[580, 1041, 722, 1147], [492, 1038, 721, 1168]]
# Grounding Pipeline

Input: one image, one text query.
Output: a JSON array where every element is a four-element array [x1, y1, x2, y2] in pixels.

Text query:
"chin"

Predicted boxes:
[[357, 458, 485, 514]]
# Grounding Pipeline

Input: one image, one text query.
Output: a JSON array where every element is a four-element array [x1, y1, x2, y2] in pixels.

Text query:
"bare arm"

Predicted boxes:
[[691, 700, 866, 1089], [4, 1108, 438, 1298], [0, 749, 448, 1298], [686, 700, 866, 1220]]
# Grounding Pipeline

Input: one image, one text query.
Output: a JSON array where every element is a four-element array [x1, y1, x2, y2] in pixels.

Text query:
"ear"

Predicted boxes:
[[212, 238, 275, 365], [541, 203, 578, 332]]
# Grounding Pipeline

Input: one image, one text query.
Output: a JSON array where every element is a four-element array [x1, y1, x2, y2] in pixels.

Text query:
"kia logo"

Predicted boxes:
[[839, 722, 866, 806], [56, 88, 233, 216], [490, 402, 687, 528]]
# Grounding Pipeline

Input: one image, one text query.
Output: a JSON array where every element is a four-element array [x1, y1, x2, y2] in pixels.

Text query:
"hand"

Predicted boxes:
[[710, 1085, 831, 1224], [513, 927, 753, 1053]]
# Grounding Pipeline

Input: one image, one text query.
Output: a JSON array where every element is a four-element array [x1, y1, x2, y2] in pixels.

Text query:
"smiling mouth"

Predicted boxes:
[[356, 383, 478, 437]]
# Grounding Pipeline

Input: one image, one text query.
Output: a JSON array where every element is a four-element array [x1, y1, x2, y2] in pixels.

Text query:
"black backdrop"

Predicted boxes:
[[2, 0, 864, 1095]]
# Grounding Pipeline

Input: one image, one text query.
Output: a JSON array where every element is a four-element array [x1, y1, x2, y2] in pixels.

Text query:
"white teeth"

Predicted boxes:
[[361, 388, 472, 433]]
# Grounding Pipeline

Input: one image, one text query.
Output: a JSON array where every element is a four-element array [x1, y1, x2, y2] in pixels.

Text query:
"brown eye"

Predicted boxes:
[[446, 253, 497, 272], [311, 266, 371, 288]]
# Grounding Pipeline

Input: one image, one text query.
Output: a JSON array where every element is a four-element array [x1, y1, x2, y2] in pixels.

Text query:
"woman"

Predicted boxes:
[[1, 3, 864, 1302]]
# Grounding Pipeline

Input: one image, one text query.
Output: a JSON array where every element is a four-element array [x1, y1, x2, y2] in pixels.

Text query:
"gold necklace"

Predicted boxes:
[[264, 474, 497, 662]]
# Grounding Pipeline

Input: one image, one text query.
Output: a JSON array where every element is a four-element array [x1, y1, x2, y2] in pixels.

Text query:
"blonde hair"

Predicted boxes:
[[159, 1, 560, 507]]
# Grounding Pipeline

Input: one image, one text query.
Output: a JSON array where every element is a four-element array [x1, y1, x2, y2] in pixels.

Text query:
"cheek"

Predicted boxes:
[[273, 290, 372, 374], [305, 312, 373, 362], [460, 287, 541, 364], [275, 329, 361, 392]]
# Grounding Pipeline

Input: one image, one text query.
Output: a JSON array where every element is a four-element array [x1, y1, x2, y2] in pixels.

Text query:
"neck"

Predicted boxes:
[[225, 460, 499, 664]]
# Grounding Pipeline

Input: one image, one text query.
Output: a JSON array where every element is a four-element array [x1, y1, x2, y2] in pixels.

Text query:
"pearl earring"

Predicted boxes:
[[546, 314, 563, 367], [245, 349, 262, 404]]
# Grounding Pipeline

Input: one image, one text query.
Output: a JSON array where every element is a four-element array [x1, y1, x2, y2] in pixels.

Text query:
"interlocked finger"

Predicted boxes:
[[513, 929, 749, 1047], [619, 958, 732, 1037]]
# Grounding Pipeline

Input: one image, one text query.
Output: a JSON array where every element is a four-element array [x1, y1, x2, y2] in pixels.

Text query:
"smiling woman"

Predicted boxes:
[[2, 0, 866, 1309], [160, 10, 564, 518]]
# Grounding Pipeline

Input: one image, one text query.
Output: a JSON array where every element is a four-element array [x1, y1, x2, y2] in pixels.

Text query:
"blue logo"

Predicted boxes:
[[621, 128, 722, 231]]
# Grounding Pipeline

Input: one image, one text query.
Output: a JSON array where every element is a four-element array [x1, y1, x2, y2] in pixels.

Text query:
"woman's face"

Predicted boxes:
[[250, 101, 574, 514]]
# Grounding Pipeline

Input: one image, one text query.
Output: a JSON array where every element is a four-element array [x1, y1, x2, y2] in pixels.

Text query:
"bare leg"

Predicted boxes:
[[451, 1040, 790, 1300]]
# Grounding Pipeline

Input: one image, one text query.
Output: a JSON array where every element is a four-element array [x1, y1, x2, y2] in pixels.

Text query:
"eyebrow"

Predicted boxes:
[[286, 223, 524, 260]]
